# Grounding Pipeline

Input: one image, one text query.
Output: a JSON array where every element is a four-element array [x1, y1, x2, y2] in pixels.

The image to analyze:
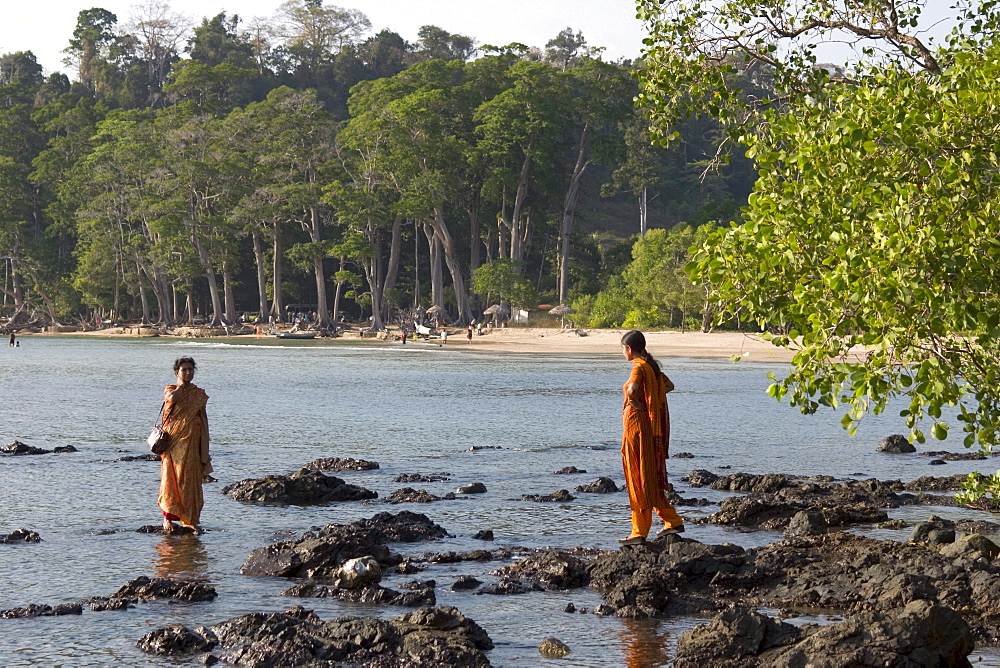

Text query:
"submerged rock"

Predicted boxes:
[[1, 602, 83, 618], [490, 551, 589, 590], [221, 467, 378, 505], [682, 469, 721, 487], [304, 456, 379, 471], [117, 453, 161, 462], [281, 581, 435, 607], [53, 445, 78, 453], [137, 605, 493, 666], [451, 576, 482, 591], [240, 511, 447, 579], [921, 450, 989, 461], [515, 490, 575, 502], [538, 637, 571, 657], [386, 488, 457, 503], [877, 434, 916, 453], [553, 466, 587, 474], [1, 440, 49, 455], [783, 511, 827, 537], [1, 528, 41, 543], [575, 477, 618, 494], [472, 529, 494, 541], [113, 576, 217, 602], [395, 473, 451, 483]]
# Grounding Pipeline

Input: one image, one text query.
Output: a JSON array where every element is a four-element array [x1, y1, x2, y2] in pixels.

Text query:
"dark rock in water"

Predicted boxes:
[[137, 524, 199, 535], [477, 578, 541, 595], [904, 474, 969, 491], [672, 495, 715, 507], [386, 487, 456, 503], [710, 472, 792, 493], [136, 624, 217, 656], [1, 440, 49, 455], [491, 551, 590, 591], [304, 456, 379, 471], [53, 445, 78, 453], [472, 529, 493, 541], [456, 482, 487, 494], [452, 575, 482, 591], [878, 434, 916, 453], [465, 445, 502, 451], [0, 602, 83, 618], [1, 528, 41, 543], [673, 452, 695, 458], [117, 453, 160, 462], [956, 519, 1000, 535], [682, 469, 720, 488], [138, 605, 493, 666], [240, 511, 447, 578], [564, 602, 576, 613], [113, 576, 217, 602], [427, 549, 496, 564], [538, 637, 571, 657], [910, 516, 956, 545], [515, 489, 574, 502], [921, 450, 988, 461], [929, 459, 947, 465], [576, 477, 618, 494], [221, 467, 377, 505], [676, 601, 973, 667], [281, 582, 435, 607], [394, 472, 451, 483], [875, 519, 909, 530], [87, 597, 131, 611], [940, 534, 1000, 561], [553, 466, 587, 474], [592, 604, 616, 616], [784, 511, 828, 537]]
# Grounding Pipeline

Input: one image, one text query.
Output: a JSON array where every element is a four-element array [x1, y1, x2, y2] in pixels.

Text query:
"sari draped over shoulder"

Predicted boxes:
[[621, 359, 673, 511], [158, 383, 211, 526]]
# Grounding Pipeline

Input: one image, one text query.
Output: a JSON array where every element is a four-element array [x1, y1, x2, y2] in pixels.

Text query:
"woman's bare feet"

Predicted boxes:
[[162, 518, 178, 534], [180, 524, 203, 535]]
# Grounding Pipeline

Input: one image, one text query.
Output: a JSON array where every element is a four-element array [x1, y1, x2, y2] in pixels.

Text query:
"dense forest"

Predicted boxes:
[[0, 0, 757, 330]]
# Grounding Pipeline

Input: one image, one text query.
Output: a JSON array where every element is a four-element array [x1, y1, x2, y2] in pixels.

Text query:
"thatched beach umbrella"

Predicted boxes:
[[483, 304, 508, 326], [426, 304, 446, 325], [549, 304, 577, 328]]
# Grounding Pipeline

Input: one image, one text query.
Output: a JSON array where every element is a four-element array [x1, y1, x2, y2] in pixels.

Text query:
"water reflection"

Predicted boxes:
[[618, 618, 672, 667], [153, 535, 209, 580]]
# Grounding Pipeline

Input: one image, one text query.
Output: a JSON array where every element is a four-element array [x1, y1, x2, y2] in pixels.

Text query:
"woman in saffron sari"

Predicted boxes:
[[159, 357, 211, 534], [619, 330, 683, 545]]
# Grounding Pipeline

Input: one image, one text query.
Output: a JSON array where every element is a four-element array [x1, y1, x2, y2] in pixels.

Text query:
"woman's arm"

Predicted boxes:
[[663, 374, 675, 394], [164, 384, 182, 404]]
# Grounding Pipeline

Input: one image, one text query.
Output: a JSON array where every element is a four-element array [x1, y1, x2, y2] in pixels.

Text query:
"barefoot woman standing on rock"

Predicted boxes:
[[619, 331, 683, 545], [159, 357, 212, 534]]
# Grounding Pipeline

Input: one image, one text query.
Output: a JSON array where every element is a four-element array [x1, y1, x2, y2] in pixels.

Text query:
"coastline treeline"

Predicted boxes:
[[0, 0, 756, 330]]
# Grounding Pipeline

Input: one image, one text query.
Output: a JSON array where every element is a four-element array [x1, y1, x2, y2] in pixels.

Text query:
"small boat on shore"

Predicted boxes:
[[275, 331, 317, 340]]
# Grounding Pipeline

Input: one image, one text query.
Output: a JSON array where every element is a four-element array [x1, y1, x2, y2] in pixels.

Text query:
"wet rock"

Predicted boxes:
[[939, 534, 1000, 560], [929, 459, 947, 465], [682, 469, 720, 488], [921, 450, 988, 461], [673, 607, 804, 667], [136, 624, 217, 656], [956, 519, 1000, 535], [910, 516, 956, 545], [333, 555, 382, 589], [472, 529, 493, 541], [673, 452, 695, 458], [452, 576, 482, 591], [710, 472, 792, 493], [875, 519, 909, 530], [592, 604, 615, 616], [117, 453, 161, 462], [221, 467, 378, 505], [477, 578, 541, 595], [491, 551, 590, 590], [113, 576, 217, 602], [427, 550, 496, 564], [394, 473, 451, 483], [903, 474, 970, 491], [304, 457, 379, 471], [142, 605, 492, 666], [136, 524, 199, 535], [575, 477, 618, 493], [538, 637, 571, 657], [1, 440, 49, 455], [53, 445, 78, 453], [878, 434, 916, 453], [672, 495, 715, 507], [465, 445, 502, 451], [456, 482, 487, 494], [564, 602, 576, 613], [281, 582, 435, 607], [0, 602, 82, 618], [87, 597, 131, 611], [386, 487, 457, 503], [1, 528, 41, 543], [515, 489, 575, 502], [553, 466, 587, 474], [240, 511, 447, 578], [783, 511, 827, 537]]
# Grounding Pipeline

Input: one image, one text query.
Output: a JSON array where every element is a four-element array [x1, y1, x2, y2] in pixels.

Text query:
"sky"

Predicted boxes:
[[1, 0, 649, 76]]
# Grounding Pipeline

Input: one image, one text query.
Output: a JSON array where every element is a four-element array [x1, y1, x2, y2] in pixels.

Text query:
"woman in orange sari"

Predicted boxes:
[[159, 357, 212, 534], [619, 330, 683, 545]]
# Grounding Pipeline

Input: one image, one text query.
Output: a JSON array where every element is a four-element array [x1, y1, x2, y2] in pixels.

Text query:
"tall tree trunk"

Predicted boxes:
[[639, 186, 648, 236], [509, 151, 532, 266], [171, 282, 179, 323], [305, 206, 331, 329], [184, 287, 194, 325], [430, 207, 472, 324], [190, 234, 225, 327], [558, 126, 591, 304], [383, 215, 403, 301], [412, 219, 421, 307], [332, 256, 345, 331], [136, 261, 151, 325], [222, 260, 237, 324], [252, 229, 269, 322], [270, 220, 284, 323], [468, 201, 482, 274], [423, 223, 444, 309]]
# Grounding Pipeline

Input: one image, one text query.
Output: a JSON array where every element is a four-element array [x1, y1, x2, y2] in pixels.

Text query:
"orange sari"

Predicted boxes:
[[621, 359, 673, 511], [158, 384, 211, 526]]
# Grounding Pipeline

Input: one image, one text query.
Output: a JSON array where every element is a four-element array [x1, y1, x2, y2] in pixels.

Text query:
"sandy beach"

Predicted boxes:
[[29, 325, 797, 361]]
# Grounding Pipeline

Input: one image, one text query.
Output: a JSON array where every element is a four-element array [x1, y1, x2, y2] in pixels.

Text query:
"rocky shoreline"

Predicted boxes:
[[5, 442, 1000, 665]]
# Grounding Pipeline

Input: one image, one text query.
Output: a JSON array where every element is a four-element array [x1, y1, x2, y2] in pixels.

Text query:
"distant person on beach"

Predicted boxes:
[[8, 332, 14, 346], [467, 326, 473, 344], [401, 330, 408, 344], [618, 330, 683, 545], [159, 357, 212, 534]]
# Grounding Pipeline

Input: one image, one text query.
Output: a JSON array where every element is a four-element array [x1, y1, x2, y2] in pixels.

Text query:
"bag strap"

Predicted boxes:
[[155, 401, 166, 428]]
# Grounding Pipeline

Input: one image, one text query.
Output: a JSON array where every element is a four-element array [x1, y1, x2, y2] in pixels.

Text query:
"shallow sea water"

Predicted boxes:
[[1, 336, 1000, 666]]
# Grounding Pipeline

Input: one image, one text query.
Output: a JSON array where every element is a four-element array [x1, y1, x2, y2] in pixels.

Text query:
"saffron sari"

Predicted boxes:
[[621, 358, 674, 512], [158, 383, 211, 526]]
